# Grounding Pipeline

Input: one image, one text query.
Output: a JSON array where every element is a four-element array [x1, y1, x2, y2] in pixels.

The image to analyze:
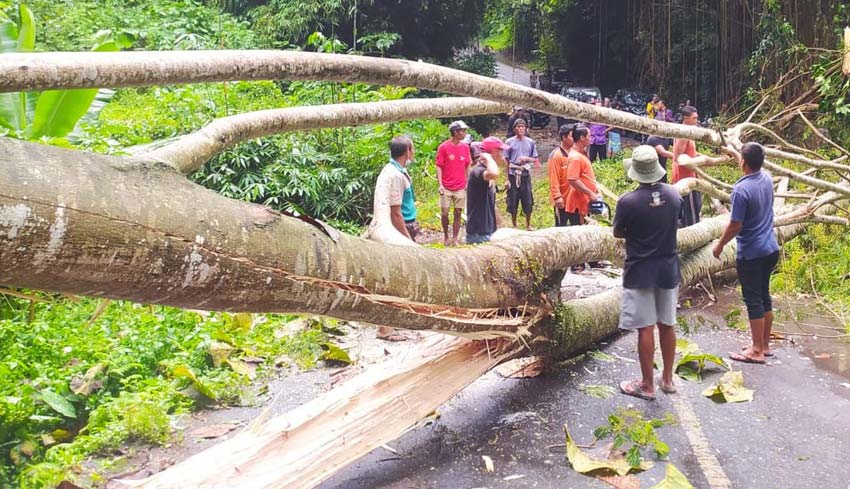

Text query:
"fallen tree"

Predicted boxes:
[[0, 51, 847, 488]]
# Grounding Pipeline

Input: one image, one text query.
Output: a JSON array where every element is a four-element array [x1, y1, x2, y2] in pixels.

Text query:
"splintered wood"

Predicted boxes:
[[123, 334, 519, 489]]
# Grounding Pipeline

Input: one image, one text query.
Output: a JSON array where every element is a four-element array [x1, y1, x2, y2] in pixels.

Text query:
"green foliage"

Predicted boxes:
[[12, 0, 257, 51], [448, 49, 497, 78], [0, 297, 329, 485], [773, 224, 850, 320], [249, 0, 485, 60], [593, 408, 676, 468], [674, 338, 730, 383], [0, 5, 130, 144]]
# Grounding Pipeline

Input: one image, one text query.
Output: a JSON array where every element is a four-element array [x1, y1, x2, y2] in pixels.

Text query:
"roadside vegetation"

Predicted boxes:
[[0, 0, 848, 486]]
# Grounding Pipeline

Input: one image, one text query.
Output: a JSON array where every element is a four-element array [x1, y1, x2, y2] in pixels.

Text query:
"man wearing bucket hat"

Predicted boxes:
[[465, 137, 505, 244], [435, 120, 473, 246], [613, 145, 683, 401]]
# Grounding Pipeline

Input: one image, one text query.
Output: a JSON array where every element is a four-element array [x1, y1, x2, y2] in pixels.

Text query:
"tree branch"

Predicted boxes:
[[146, 98, 509, 174]]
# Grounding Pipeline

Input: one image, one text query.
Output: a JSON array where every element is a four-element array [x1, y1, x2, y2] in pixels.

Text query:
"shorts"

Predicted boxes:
[[404, 220, 420, 241], [619, 287, 678, 330], [439, 188, 467, 210], [507, 172, 533, 216], [736, 251, 779, 320], [466, 233, 492, 244]]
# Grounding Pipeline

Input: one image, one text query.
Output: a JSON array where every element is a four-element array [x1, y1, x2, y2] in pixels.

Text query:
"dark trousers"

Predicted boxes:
[[736, 251, 780, 320], [589, 144, 607, 162], [554, 206, 584, 226], [679, 190, 702, 228], [507, 172, 534, 216]]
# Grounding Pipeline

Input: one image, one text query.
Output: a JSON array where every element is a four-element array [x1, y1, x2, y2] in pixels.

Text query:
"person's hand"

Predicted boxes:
[[438, 185, 445, 195], [712, 243, 724, 259], [505, 179, 511, 190], [554, 197, 565, 209], [711, 155, 732, 165], [589, 192, 599, 202]]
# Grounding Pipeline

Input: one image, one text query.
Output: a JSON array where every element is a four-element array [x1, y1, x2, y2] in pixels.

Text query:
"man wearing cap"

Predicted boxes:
[[548, 124, 574, 227], [466, 137, 505, 244], [613, 145, 683, 401], [504, 118, 538, 230], [436, 120, 473, 246]]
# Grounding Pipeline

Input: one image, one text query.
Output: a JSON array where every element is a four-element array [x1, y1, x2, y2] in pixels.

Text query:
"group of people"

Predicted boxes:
[[374, 109, 782, 390], [374, 121, 510, 249], [646, 94, 692, 124]]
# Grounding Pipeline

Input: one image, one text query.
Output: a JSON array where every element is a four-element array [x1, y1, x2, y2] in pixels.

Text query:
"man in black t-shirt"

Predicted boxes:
[[614, 145, 683, 401], [646, 135, 673, 183], [466, 137, 504, 244]]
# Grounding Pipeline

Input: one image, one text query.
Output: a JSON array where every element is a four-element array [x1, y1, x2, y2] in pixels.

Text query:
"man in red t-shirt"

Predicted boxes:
[[435, 120, 473, 246], [671, 106, 728, 227]]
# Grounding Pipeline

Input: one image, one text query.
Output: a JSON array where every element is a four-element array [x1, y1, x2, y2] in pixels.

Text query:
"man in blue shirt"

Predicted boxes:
[[713, 142, 780, 364], [503, 119, 538, 230]]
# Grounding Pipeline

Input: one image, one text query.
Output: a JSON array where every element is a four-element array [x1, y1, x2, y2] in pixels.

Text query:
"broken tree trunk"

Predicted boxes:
[[0, 50, 847, 488]]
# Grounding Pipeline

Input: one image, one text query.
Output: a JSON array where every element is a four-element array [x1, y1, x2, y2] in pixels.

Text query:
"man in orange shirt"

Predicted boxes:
[[671, 106, 728, 227], [548, 124, 575, 227], [566, 125, 600, 226]]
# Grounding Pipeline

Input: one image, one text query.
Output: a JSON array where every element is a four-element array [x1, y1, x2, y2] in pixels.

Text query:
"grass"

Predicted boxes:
[[0, 297, 329, 487]]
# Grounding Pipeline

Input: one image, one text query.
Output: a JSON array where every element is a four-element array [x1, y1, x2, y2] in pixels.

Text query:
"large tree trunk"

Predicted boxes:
[[0, 50, 846, 488]]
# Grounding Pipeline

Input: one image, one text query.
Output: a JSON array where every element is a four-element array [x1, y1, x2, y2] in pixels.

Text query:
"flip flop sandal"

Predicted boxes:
[[741, 346, 774, 357], [728, 352, 766, 364], [619, 380, 656, 401]]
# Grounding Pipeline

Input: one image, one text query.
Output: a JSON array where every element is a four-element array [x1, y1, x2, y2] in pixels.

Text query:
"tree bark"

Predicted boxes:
[[0, 51, 723, 145], [146, 98, 508, 174]]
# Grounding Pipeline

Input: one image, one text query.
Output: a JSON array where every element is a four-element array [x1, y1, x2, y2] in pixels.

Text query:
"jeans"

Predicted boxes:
[[736, 251, 780, 320]]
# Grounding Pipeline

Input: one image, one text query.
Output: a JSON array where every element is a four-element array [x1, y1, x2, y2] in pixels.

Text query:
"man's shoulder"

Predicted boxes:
[[505, 136, 517, 144]]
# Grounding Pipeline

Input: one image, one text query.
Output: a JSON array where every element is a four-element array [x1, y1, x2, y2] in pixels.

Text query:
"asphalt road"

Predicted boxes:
[[320, 286, 850, 489]]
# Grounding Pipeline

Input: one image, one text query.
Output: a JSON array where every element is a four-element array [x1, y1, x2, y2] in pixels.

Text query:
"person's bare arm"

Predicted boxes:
[[390, 205, 412, 240], [436, 166, 445, 192], [482, 154, 501, 181], [655, 145, 674, 159], [712, 220, 743, 258], [568, 178, 598, 201]]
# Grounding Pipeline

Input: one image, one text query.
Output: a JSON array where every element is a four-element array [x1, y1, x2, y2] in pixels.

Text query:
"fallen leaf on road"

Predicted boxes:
[[565, 424, 653, 476], [597, 474, 641, 489], [839, 382, 850, 389], [648, 463, 693, 489], [190, 423, 239, 439], [814, 353, 832, 359], [701, 371, 754, 403], [503, 474, 525, 481], [482, 455, 495, 472]]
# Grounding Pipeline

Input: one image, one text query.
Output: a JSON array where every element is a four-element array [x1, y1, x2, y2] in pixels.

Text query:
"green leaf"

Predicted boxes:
[[208, 341, 235, 368], [701, 371, 754, 403], [226, 358, 258, 379], [588, 350, 615, 362], [319, 342, 352, 364], [579, 384, 615, 399], [172, 364, 217, 400], [28, 88, 100, 138], [16, 4, 35, 52], [38, 389, 77, 418], [649, 463, 695, 489], [564, 423, 653, 476]]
